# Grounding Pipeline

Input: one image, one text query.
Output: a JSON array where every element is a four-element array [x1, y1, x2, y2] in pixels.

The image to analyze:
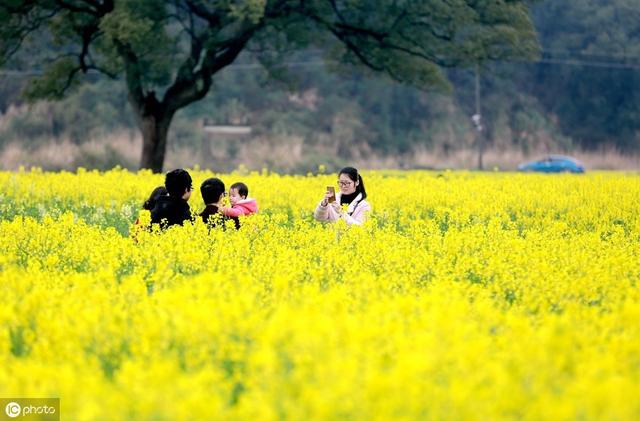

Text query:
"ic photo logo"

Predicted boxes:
[[4, 402, 20, 418], [2, 399, 58, 420]]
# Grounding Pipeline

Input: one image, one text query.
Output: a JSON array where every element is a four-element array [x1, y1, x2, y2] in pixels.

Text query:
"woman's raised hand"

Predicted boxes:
[[321, 190, 334, 206]]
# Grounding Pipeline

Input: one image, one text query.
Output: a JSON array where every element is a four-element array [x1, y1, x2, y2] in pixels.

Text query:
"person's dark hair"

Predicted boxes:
[[143, 186, 168, 210], [339, 167, 367, 200], [165, 169, 192, 197], [201, 178, 226, 204], [230, 182, 248, 198]]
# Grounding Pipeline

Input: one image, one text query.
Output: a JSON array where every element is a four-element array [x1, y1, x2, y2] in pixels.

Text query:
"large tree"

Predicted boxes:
[[1, 0, 538, 172]]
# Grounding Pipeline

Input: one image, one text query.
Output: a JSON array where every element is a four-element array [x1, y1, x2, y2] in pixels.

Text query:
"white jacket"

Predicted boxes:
[[314, 192, 371, 225]]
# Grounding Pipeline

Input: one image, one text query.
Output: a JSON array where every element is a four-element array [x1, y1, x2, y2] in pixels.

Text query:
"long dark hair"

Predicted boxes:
[[339, 167, 367, 200], [143, 186, 168, 210]]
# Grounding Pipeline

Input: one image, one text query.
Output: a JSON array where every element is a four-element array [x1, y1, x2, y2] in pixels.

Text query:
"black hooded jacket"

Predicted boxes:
[[200, 204, 240, 230], [150, 195, 191, 227]]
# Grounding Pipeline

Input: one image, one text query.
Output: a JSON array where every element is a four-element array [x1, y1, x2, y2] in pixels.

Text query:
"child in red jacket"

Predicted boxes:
[[220, 182, 258, 218]]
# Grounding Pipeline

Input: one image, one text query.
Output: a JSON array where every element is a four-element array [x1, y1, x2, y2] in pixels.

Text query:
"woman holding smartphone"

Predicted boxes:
[[314, 167, 371, 225]]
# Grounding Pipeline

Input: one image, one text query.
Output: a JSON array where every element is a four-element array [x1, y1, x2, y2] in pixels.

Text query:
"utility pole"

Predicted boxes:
[[471, 64, 484, 170]]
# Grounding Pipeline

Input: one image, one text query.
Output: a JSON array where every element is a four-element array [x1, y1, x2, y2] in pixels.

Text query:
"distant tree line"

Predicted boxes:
[[1, 0, 638, 170]]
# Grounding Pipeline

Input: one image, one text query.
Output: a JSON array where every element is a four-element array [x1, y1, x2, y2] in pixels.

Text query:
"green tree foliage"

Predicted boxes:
[[1, 0, 538, 172]]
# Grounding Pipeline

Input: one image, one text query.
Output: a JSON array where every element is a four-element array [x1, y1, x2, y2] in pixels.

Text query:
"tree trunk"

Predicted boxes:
[[138, 110, 174, 173]]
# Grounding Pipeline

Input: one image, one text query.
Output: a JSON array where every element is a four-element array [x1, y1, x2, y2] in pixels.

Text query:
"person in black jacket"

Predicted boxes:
[[150, 169, 193, 228], [199, 177, 239, 230]]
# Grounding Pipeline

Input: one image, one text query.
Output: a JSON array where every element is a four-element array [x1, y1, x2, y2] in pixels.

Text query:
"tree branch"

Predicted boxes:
[[114, 40, 146, 110], [330, 28, 385, 72], [163, 27, 257, 112], [184, 0, 221, 26], [86, 64, 117, 78], [78, 25, 95, 72], [52, 64, 83, 97], [82, 0, 102, 9], [1, 8, 60, 64], [392, 31, 458, 67], [405, 20, 454, 42], [54, 0, 97, 15]]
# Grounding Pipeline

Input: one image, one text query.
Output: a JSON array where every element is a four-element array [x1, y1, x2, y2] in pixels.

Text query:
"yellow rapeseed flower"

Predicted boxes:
[[0, 169, 638, 419]]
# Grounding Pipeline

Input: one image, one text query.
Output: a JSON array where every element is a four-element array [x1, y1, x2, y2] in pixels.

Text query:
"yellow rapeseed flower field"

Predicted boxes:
[[0, 168, 638, 420]]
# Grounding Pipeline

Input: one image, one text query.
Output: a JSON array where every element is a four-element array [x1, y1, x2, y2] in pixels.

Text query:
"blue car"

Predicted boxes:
[[517, 155, 585, 173]]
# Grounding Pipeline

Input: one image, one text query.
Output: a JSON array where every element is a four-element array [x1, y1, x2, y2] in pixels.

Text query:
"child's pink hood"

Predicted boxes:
[[235, 198, 258, 213]]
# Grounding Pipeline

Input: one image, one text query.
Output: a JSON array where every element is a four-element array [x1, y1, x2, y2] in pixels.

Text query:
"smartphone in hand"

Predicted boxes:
[[327, 186, 336, 203]]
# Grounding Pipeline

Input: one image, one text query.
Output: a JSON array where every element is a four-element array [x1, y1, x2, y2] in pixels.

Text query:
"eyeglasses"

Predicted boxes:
[[338, 180, 354, 187]]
